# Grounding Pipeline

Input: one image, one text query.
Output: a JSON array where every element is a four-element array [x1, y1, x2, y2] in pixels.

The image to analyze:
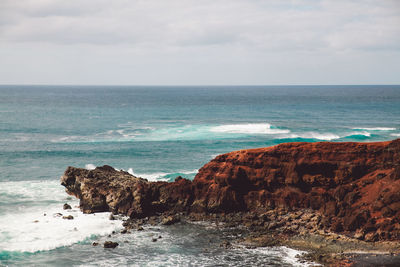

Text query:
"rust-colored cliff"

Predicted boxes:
[[61, 139, 400, 241]]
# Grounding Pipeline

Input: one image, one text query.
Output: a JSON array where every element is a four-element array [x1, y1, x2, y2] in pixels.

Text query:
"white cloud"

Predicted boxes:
[[0, 0, 399, 84], [1, 0, 399, 50]]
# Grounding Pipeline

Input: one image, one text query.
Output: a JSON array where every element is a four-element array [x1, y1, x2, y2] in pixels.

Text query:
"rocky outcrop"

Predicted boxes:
[[60, 165, 192, 217], [61, 139, 400, 241]]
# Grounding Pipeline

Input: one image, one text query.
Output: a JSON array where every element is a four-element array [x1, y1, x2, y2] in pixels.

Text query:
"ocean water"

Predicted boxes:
[[1, 85, 399, 266]]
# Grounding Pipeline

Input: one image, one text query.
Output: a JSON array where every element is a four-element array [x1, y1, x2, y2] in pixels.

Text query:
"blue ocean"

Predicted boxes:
[[1, 85, 400, 266]]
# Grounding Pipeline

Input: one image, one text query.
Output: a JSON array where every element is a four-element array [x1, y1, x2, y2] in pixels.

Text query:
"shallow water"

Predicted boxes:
[[1, 85, 399, 266]]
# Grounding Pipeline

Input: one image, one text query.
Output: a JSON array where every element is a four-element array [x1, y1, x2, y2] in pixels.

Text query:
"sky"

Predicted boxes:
[[0, 0, 399, 85]]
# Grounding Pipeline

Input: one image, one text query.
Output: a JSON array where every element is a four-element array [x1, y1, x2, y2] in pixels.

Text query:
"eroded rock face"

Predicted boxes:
[[61, 165, 193, 217], [61, 139, 400, 241]]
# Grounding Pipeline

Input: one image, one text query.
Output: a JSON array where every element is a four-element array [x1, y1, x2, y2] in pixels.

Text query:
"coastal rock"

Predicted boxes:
[[61, 165, 192, 217], [63, 203, 72, 210], [161, 215, 180, 225], [62, 215, 74, 220], [103, 241, 119, 248], [61, 139, 400, 241]]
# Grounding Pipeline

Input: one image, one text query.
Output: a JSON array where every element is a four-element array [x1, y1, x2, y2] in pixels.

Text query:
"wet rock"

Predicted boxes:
[[103, 241, 119, 248], [161, 215, 180, 226], [152, 238, 157, 242], [109, 214, 116, 220], [92, 242, 99, 246], [62, 215, 74, 220], [364, 232, 379, 242], [63, 203, 72, 210], [220, 240, 232, 249], [354, 231, 365, 240]]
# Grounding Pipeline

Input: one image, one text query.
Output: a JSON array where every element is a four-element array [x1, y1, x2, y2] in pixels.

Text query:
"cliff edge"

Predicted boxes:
[[61, 139, 400, 242]]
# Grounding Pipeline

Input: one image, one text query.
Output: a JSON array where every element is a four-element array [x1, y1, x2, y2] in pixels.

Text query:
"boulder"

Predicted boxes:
[[103, 241, 119, 248]]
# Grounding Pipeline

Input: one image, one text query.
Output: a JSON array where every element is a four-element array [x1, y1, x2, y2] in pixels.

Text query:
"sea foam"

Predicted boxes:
[[210, 123, 290, 134], [0, 180, 122, 253], [85, 164, 96, 170], [285, 132, 340, 141], [126, 168, 198, 182], [352, 127, 396, 131]]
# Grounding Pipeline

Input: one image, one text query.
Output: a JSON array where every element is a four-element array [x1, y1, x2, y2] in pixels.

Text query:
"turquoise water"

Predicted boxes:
[[1, 85, 400, 266]]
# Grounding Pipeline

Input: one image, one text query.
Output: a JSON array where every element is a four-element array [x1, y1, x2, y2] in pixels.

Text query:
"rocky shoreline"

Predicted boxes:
[[112, 210, 399, 266], [61, 139, 400, 266]]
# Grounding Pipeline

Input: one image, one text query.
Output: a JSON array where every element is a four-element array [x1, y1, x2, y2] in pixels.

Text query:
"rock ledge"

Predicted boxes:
[[61, 139, 400, 241]]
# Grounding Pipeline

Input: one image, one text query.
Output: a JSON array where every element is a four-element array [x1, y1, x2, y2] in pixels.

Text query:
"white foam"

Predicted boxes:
[[349, 131, 371, 137], [85, 164, 96, 170], [52, 122, 292, 143], [0, 180, 122, 253], [352, 127, 396, 131], [390, 133, 400, 137], [125, 168, 168, 181], [286, 132, 340, 140], [0, 180, 63, 203], [210, 123, 290, 134], [250, 246, 320, 266], [125, 168, 198, 181], [0, 205, 122, 253]]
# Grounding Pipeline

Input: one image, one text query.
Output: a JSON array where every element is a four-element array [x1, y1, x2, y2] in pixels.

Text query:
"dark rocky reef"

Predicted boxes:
[[61, 139, 400, 241]]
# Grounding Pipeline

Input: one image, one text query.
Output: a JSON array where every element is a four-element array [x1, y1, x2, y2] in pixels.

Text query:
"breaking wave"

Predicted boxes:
[[209, 123, 290, 134], [352, 127, 396, 131], [0, 180, 122, 253]]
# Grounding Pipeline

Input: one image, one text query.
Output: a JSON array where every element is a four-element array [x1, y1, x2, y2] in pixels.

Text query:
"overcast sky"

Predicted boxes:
[[0, 0, 399, 85]]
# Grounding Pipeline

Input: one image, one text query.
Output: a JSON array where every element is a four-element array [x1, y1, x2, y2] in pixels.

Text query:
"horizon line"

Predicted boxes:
[[0, 83, 400, 87]]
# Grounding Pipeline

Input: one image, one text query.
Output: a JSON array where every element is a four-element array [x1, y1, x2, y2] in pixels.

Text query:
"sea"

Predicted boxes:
[[1, 85, 399, 266]]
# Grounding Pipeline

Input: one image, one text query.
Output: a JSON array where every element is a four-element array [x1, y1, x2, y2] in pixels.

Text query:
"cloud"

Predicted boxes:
[[0, 0, 399, 85], [0, 0, 399, 51]]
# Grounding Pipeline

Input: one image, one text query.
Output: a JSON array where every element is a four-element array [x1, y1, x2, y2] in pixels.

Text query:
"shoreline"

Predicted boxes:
[[60, 139, 400, 266], [119, 211, 400, 266]]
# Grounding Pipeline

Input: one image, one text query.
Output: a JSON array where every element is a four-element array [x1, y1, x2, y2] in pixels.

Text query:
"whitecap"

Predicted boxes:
[[348, 131, 371, 137], [352, 127, 396, 131], [285, 132, 340, 141], [391, 133, 400, 137], [210, 123, 290, 135]]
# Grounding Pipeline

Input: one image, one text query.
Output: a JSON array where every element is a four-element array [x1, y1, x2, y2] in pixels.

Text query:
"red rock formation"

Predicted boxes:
[[61, 139, 400, 241], [193, 139, 400, 241]]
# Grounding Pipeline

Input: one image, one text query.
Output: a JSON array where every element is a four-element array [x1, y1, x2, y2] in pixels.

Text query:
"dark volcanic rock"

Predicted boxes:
[[61, 165, 192, 217], [63, 203, 72, 210], [103, 241, 119, 248], [61, 139, 400, 241]]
